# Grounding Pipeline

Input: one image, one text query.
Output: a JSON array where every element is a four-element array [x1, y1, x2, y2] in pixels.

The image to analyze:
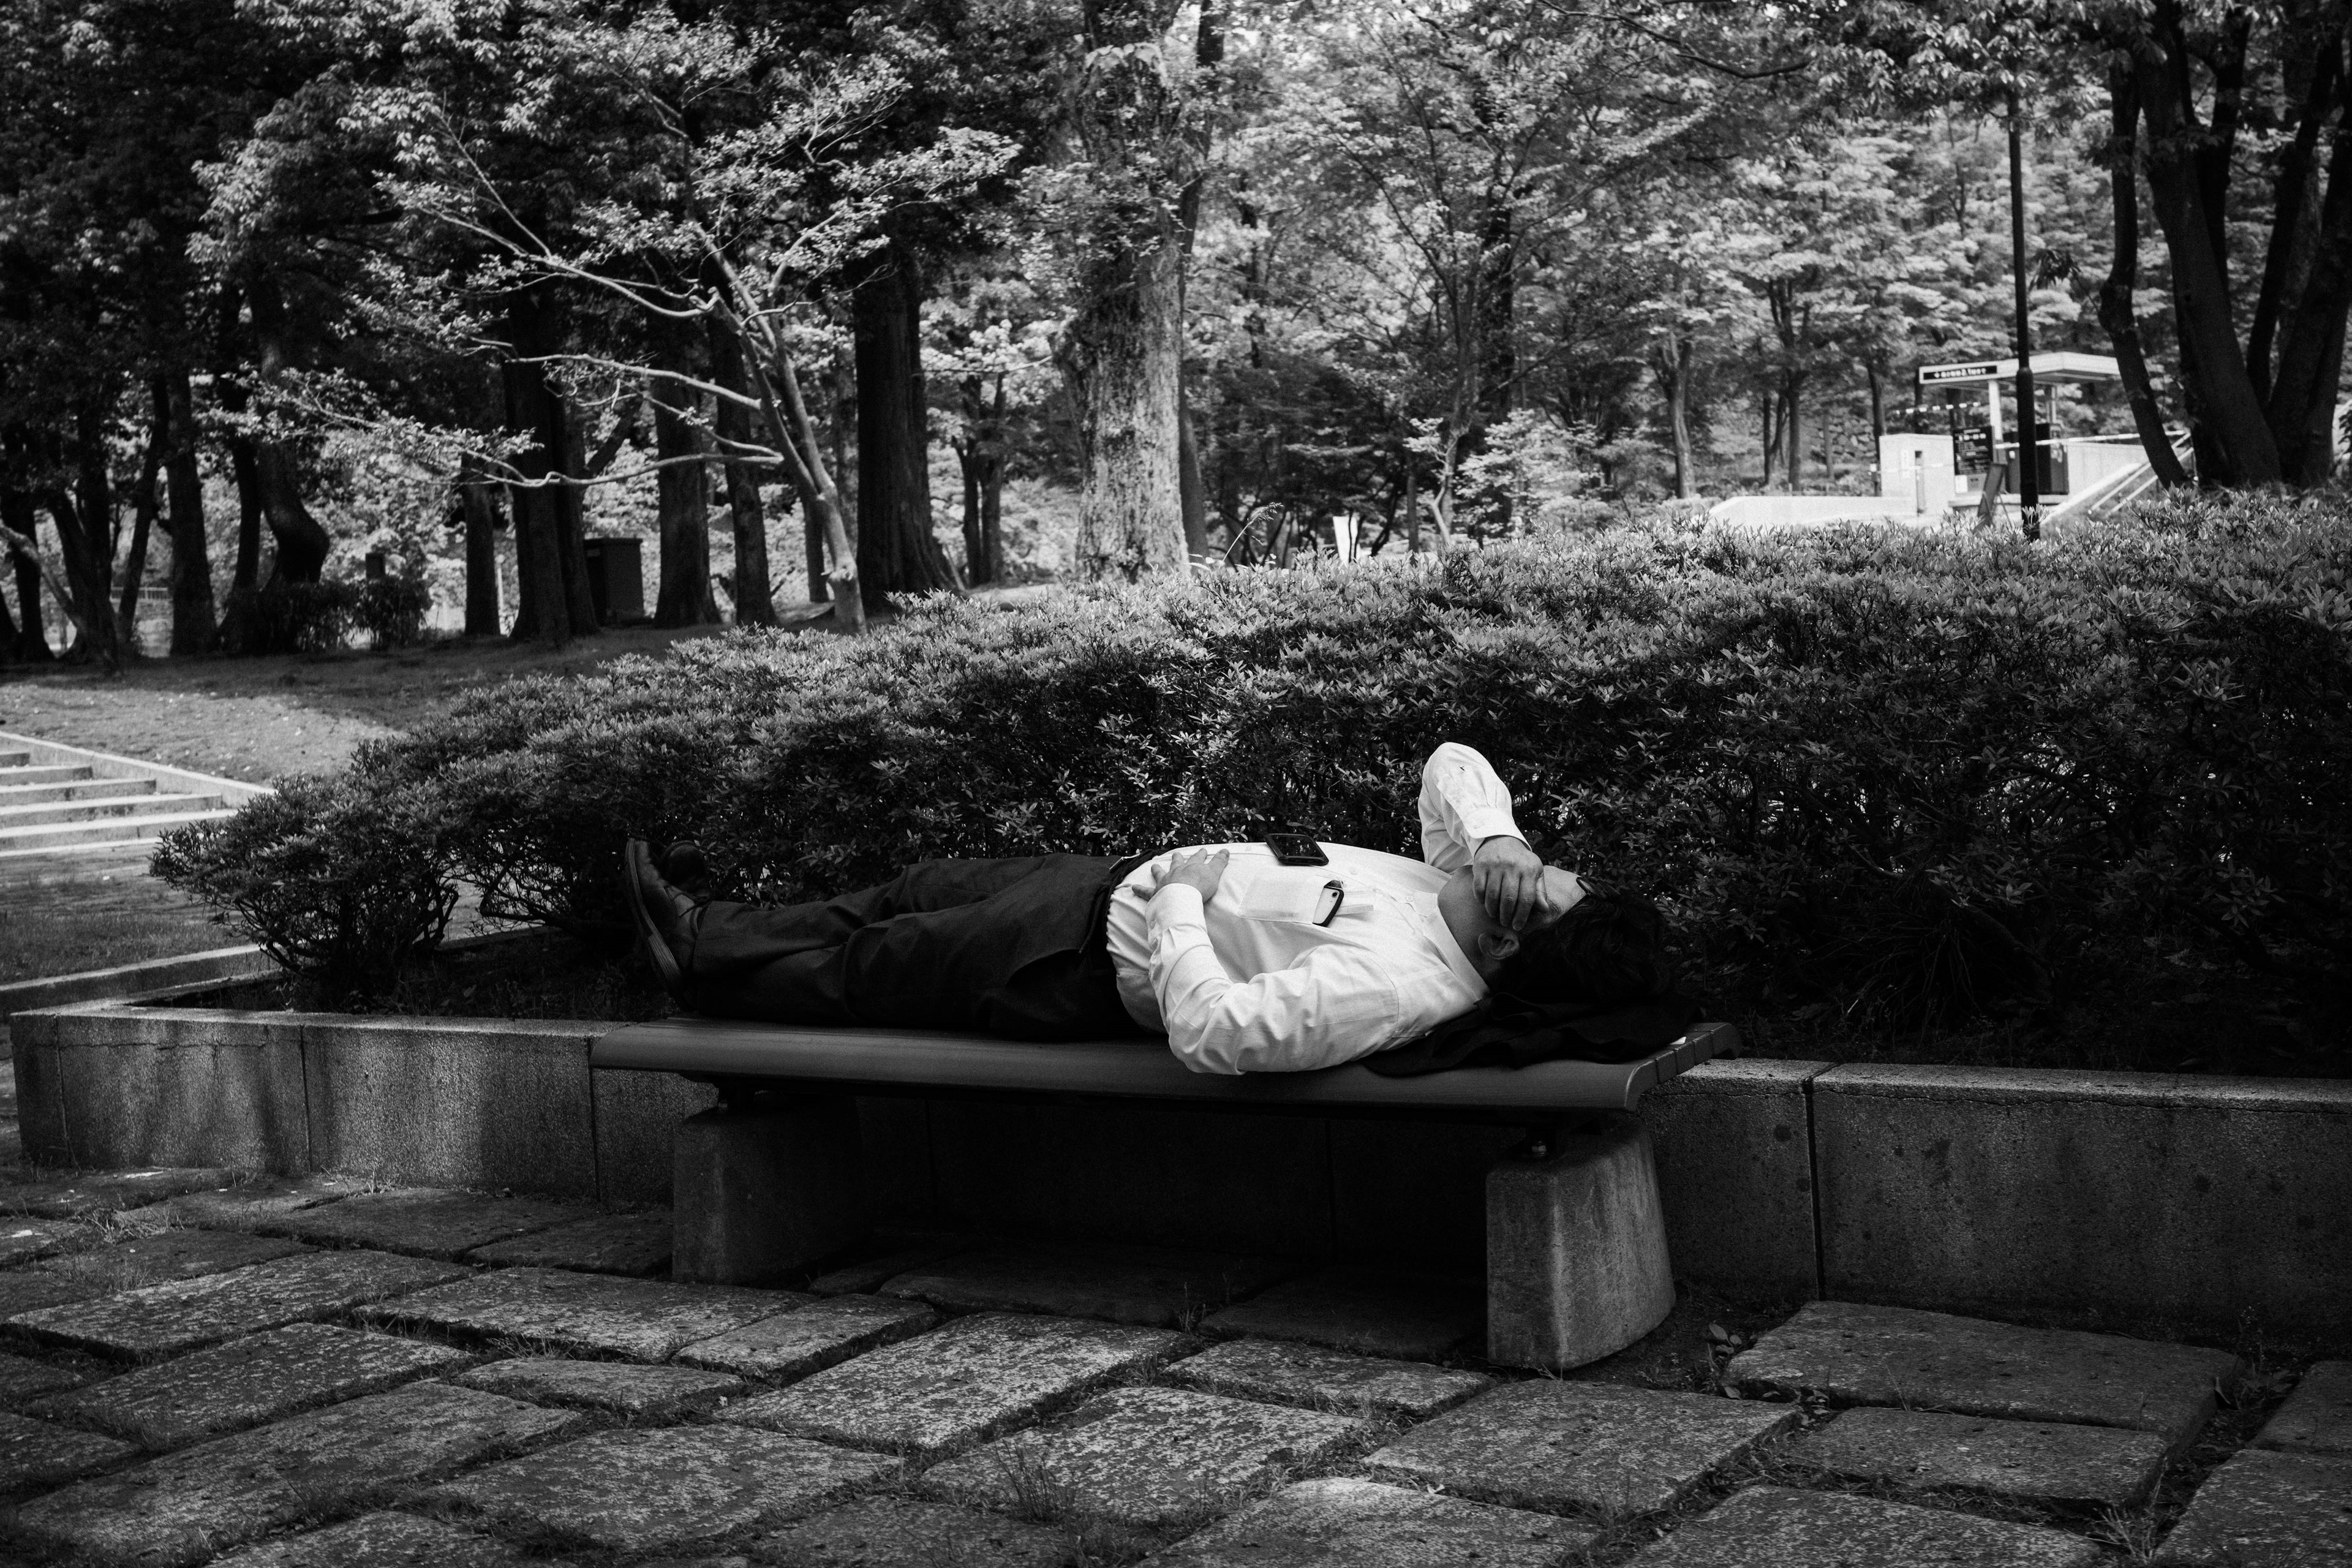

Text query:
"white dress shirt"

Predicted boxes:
[[1102, 742, 1530, 1075]]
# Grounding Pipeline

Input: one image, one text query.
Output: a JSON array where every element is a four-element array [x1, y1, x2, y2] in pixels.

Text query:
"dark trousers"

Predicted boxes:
[[683, 854, 1146, 1041]]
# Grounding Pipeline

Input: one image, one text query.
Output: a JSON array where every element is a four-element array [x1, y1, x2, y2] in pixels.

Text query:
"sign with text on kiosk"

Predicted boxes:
[[1920, 361, 2007, 385]]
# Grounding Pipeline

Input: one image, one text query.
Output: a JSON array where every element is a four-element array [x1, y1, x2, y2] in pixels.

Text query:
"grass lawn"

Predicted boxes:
[[0, 622, 736, 783], [0, 872, 239, 986]]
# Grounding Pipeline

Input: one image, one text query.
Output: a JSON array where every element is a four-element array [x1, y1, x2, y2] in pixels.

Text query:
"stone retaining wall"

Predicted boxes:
[[9, 1005, 2348, 1343]]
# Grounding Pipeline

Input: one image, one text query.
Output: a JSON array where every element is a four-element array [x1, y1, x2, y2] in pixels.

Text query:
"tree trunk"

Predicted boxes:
[[804, 508, 829, 602], [852, 243, 956, 611], [1170, 0, 1223, 568], [1177, 406, 1210, 564], [1403, 454, 1422, 553], [1782, 377, 1804, 491], [2263, 88, 2352, 481], [958, 439, 984, 583], [1657, 339, 1696, 499], [2098, 60, 2193, 488], [1478, 188, 1517, 420], [554, 402, 598, 633], [650, 363, 720, 628], [1061, 0, 1191, 583], [43, 405, 121, 667], [1062, 216, 1187, 581], [706, 318, 775, 626], [500, 356, 569, 646], [499, 291, 592, 644], [1867, 363, 1886, 442], [116, 402, 165, 654], [2245, 37, 2339, 407], [459, 456, 503, 636], [2133, 29, 2283, 484], [1759, 390, 1777, 489], [1, 475, 50, 661], [244, 279, 333, 584], [159, 368, 216, 653]]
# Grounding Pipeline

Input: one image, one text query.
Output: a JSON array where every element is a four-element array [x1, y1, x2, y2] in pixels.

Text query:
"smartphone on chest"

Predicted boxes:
[[1265, 832, 1330, 866]]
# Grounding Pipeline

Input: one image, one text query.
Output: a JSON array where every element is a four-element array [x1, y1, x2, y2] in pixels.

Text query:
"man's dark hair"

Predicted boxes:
[[1497, 882, 1675, 1007]]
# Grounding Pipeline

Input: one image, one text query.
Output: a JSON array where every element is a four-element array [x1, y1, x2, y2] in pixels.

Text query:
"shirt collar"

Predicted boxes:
[[1419, 897, 1490, 998]]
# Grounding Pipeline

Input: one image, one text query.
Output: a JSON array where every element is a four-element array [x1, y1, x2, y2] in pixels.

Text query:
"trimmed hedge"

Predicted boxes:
[[157, 494, 2352, 1047]]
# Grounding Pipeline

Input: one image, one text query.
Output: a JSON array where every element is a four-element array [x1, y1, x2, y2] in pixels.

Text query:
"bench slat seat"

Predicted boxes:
[[590, 1017, 1735, 1117]]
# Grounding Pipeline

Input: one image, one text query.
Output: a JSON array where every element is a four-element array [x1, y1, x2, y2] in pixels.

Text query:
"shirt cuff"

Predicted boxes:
[[1457, 809, 1524, 848], [1148, 882, 1208, 930]]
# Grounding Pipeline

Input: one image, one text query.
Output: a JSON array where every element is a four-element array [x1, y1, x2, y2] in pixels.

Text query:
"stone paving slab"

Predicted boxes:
[[808, 1236, 976, 1297], [7, 1248, 471, 1357], [207, 1510, 536, 1567], [0, 1216, 85, 1266], [0, 1166, 232, 1218], [2150, 1446, 2352, 1566], [723, 1311, 1182, 1458], [1626, 1485, 2105, 1567], [34, 1227, 309, 1290], [0, 1267, 103, 1317], [0, 1347, 83, 1404], [463, 1208, 673, 1275], [2252, 1359, 2352, 1457], [32, 1321, 472, 1448], [675, 1293, 938, 1382], [0, 1408, 138, 1491], [1726, 1300, 2240, 1446], [1170, 1336, 1490, 1420], [923, 1385, 1374, 1527], [457, 1356, 744, 1419], [160, 1174, 358, 1229], [756, 1496, 1076, 1566], [881, 1242, 1292, 1328], [1782, 1405, 2168, 1507], [263, 1188, 591, 1260], [1366, 1379, 1796, 1515], [357, 1266, 813, 1360], [431, 1424, 900, 1552], [1200, 1265, 1483, 1360], [10, 1381, 583, 1568], [1142, 1476, 1595, 1568]]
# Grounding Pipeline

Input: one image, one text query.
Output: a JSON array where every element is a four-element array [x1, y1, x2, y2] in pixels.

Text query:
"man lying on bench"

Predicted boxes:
[[622, 742, 1673, 1076]]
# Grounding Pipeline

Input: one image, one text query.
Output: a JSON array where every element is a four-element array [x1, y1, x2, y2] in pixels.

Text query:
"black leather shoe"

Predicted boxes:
[[622, 839, 699, 998]]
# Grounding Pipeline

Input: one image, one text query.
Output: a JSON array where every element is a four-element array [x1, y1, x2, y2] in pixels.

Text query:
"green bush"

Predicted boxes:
[[352, 575, 430, 649], [218, 575, 429, 656], [155, 492, 2352, 1054], [149, 775, 457, 999]]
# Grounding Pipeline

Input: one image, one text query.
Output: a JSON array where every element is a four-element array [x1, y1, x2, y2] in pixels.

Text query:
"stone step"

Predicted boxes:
[[0, 777, 157, 806], [0, 839, 165, 881], [0, 764, 96, 787], [0, 792, 225, 829], [0, 806, 236, 851]]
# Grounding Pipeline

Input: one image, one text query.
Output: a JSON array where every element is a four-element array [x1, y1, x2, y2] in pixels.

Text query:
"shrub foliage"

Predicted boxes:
[[156, 494, 2352, 1030]]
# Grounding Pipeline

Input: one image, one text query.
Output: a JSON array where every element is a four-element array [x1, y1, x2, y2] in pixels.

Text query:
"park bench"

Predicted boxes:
[[590, 1016, 1738, 1370]]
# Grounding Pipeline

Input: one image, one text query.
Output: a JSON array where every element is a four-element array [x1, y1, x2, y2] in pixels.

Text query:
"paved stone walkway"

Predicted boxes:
[[0, 1147, 2338, 1564]]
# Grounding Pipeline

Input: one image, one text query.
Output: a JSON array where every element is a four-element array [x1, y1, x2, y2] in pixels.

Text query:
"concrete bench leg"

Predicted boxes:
[[1486, 1113, 1676, 1370], [672, 1095, 870, 1284]]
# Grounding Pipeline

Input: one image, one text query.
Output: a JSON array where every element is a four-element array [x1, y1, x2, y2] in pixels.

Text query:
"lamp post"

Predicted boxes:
[[2008, 89, 2041, 540]]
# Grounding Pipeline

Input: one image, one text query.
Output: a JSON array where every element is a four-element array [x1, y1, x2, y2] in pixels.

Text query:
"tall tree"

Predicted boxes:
[[1054, 0, 1194, 581]]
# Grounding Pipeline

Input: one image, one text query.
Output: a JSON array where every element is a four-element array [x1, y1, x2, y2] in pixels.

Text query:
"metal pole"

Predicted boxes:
[[2008, 90, 2040, 540]]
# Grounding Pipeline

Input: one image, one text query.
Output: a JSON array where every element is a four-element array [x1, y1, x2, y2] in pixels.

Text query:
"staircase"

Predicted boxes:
[[0, 734, 260, 883]]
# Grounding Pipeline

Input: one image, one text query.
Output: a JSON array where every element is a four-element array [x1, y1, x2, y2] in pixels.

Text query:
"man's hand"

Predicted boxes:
[[1154, 848, 1231, 903], [1472, 835, 1551, 930]]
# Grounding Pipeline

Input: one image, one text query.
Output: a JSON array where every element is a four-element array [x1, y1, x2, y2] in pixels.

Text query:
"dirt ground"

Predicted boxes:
[[0, 624, 734, 783]]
